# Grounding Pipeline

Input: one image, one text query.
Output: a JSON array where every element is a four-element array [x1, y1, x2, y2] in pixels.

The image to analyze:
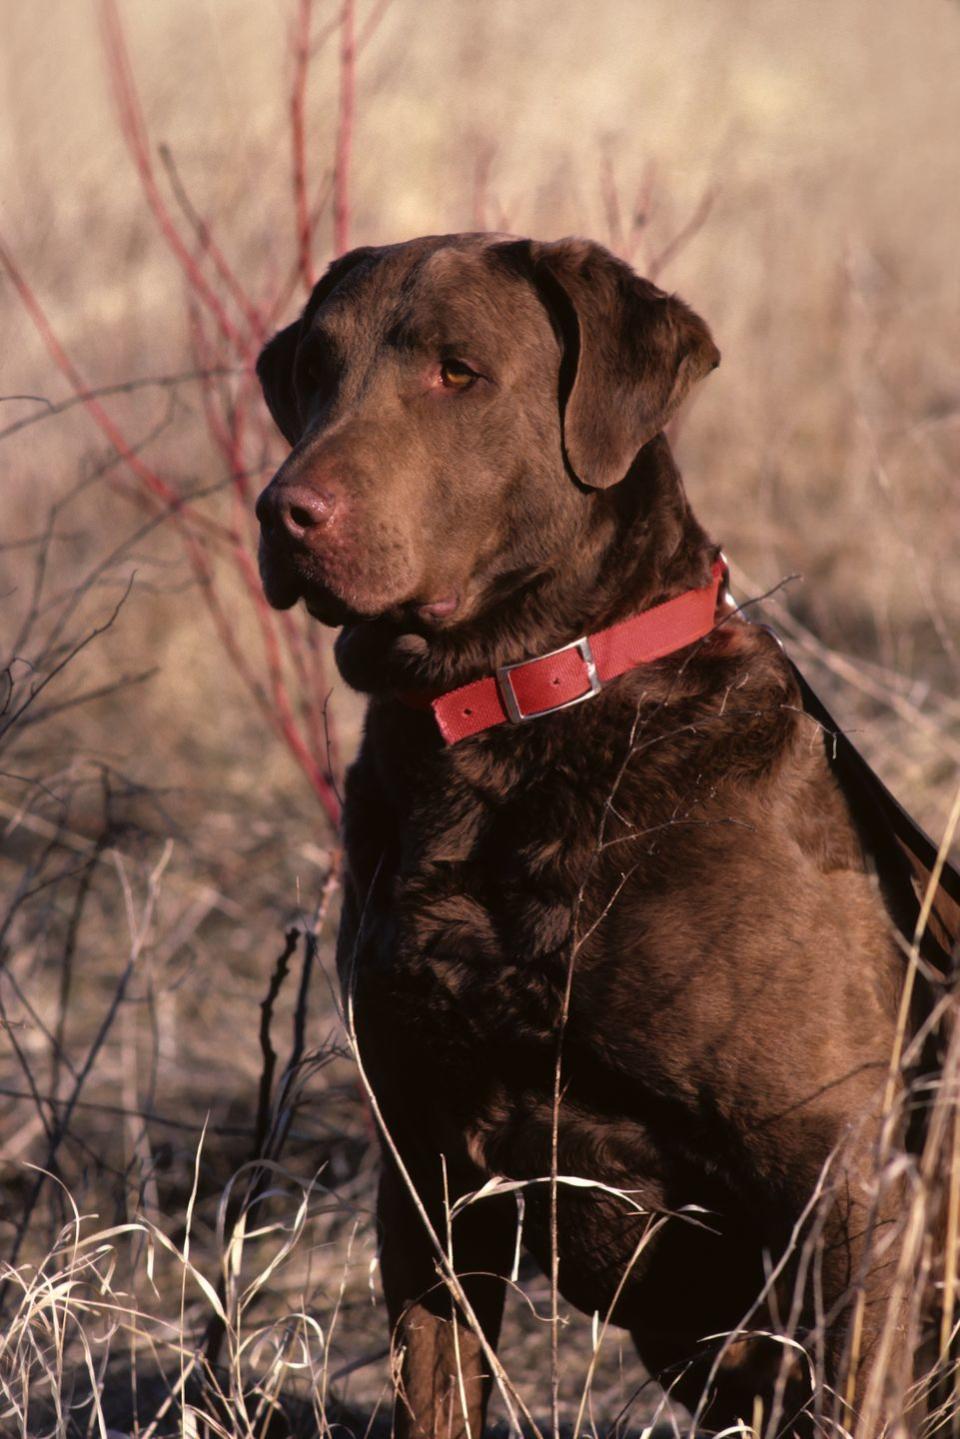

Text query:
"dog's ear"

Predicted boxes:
[[531, 237, 720, 489], [256, 247, 378, 446], [256, 319, 303, 445]]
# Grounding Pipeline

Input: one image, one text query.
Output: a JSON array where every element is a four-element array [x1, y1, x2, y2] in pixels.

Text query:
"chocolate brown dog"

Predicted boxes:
[[254, 235, 958, 1436]]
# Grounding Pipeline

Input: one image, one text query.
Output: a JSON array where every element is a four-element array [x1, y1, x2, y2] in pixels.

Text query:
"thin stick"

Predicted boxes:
[[290, 0, 317, 290], [942, 1106, 960, 1359], [333, 0, 356, 256], [647, 186, 717, 279], [883, 778, 960, 1117], [0, 368, 237, 445], [550, 933, 575, 1439], [441, 1155, 474, 1439], [158, 143, 266, 342], [0, 234, 228, 539], [341, 928, 539, 1439], [99, 0, 249, 353]]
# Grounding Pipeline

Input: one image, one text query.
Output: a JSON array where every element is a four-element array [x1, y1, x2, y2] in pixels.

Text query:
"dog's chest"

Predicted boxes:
[[341, 716, 706, 1132], [344, 736, 593, 1049], [358, 759, 593, 1044]]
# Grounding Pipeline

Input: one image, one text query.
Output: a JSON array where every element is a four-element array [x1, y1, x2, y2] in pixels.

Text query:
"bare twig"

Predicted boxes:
[[333, 0, 356, 256], [290, 0, 317, 290]]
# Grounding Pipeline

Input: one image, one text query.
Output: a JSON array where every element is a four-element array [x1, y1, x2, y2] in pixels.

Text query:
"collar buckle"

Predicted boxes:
[[717, 549, 737, 612], [496, 635, 601, 724]]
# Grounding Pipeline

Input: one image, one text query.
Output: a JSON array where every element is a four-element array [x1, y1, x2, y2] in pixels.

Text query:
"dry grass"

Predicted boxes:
[[1, 1, 959, 1435]]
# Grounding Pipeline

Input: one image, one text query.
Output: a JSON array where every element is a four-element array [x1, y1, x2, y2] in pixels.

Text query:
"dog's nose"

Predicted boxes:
[[256, 483, 336, 540]]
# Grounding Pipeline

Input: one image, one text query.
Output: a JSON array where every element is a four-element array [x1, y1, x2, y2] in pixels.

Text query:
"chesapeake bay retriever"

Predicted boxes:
[[254, 234, 959, 1436]]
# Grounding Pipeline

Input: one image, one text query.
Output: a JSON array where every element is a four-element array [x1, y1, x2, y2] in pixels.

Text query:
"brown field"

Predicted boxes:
[[1, 2, 959, 1435]]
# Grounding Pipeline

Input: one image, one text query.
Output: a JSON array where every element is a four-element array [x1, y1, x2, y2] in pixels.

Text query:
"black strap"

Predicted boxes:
[[790, 659, 960, 979]]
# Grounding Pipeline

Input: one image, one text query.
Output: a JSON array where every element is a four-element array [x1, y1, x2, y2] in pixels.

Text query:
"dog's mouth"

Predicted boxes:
[[305, 586, 463, 631], [258, 535, 462, 631], [412, 592, 461, 623]]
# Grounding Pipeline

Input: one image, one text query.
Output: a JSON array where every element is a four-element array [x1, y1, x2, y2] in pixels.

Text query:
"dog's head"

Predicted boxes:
[[255, 233, 719, 632]]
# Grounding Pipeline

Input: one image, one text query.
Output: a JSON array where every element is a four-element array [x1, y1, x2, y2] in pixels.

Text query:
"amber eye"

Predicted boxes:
[[440, 359, 479, 389]]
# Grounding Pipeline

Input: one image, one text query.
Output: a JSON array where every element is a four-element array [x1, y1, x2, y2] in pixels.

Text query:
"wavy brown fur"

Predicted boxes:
[[256, 234, 914, 1436]]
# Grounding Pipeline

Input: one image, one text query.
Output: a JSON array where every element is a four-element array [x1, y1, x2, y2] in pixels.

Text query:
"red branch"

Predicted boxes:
[[2, 0, 393, 827], [158, 143, 267, 343], [471, 145, 495, 231], [647, 186, 716, 280], [333, 0, 356, 257], [290, 0, 317, 292], [599, 153, 624, 255], [357, 0, 394, 52], [0, 234, 228, 545], [99, 0, 252, 355]]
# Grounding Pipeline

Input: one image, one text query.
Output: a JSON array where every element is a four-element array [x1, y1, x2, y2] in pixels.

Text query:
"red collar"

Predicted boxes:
[[399, 556, 729, 745]]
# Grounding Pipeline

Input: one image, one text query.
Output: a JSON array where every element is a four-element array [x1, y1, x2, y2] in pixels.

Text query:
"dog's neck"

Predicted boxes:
[[334, 435, 717, 698]]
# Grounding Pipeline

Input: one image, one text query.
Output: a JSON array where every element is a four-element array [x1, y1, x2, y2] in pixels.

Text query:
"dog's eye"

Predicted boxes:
[[439, 359, 479, 390]]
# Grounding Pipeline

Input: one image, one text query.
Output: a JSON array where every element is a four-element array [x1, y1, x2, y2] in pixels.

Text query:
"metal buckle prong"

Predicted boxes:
[[717, 548, 738, 612], [496, 635, 601, 724], [718, 547, 784, 649]]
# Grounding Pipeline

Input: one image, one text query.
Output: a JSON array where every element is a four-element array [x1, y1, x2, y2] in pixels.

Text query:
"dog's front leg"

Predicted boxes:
[[377, 1154, 515, 1439]]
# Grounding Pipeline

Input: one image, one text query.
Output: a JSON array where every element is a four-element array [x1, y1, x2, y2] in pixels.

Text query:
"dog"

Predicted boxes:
[[254, 234, 960, 1436]]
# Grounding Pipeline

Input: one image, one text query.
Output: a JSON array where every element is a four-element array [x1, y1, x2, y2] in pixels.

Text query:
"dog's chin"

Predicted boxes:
[[259, 546, 465, 635], [259, 550, 395, 626], [280, 576, 416, 630], [303, 590, 370, 627]]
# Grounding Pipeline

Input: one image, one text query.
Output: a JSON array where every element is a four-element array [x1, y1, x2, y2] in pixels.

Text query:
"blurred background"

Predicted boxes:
[[1, 1, 958, 1432]]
